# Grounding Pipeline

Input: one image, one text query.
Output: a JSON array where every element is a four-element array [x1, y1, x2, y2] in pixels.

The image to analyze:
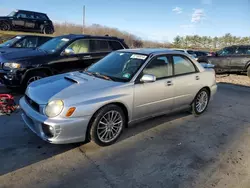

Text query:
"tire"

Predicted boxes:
[[247, 66, 250, 79], [0, 22, 11, 31], [22, 71, 48, 91], [89, 104, 126, 146], [191, 88, 210, 116], [43, 26, 53, 34]]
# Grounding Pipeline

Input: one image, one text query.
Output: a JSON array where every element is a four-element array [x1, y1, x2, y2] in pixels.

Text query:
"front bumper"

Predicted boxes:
[[19, 97, 92, 144], [0, 69, 21, 87]]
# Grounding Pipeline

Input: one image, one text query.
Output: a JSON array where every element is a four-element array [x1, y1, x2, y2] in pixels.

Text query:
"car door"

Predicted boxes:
[[212, 47, 236, 72], [23, 12, 36, 30], [229, 46, 250, 71], [171, 55, 202, 109], [54, 39, 93, 72], [12, 12, 26, 29], [89, 39, 113, 65], [133, 55, 175, 120]]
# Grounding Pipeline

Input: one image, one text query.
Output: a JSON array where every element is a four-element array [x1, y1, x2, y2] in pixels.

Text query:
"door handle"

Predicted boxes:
[[196, 76, 200, 80], [166, 80, 173, 86], [83, 55, 92, 59]]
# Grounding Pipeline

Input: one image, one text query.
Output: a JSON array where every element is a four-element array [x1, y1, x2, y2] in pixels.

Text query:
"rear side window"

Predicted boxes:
[[109, 41, 124, 50], [91, 40, 111, 52], [173, 56, 196, 76]]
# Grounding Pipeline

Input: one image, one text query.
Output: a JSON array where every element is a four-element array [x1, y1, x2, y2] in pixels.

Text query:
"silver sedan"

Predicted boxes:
[[20, 49, 217, 146]]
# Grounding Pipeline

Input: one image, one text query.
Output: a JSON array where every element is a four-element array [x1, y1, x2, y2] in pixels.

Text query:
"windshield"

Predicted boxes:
[[0, 36, 22, 47], [7, 11, 16, 17], [38, 37, 70, 53], [86, 51, 148, 82]]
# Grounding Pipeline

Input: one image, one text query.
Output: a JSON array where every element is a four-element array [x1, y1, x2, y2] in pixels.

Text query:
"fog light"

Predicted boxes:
[[42, 123, 54, 138]]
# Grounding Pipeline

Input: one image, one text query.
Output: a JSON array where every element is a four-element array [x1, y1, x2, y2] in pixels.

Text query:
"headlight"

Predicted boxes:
[[45, 100, 64, 118], [3, 62, 21, 69]]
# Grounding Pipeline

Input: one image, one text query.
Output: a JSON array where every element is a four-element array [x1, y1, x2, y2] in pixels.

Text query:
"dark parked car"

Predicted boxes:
[[0, 35, 52, 53], [197, 45, 250, 77], [0, 34, 129, 90], [0, 10, 54, 34], [194, 50, 209, 58]]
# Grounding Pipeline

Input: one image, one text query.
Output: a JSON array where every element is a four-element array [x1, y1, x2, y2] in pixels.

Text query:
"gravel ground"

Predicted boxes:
[[216, 74, 250, 87]]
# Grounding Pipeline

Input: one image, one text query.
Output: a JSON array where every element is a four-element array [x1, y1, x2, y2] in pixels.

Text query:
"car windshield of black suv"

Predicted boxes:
[[7, 11, 16, 17], [86, 51, 147, 82], [38, 37, 70, 53], [0, 36, 22, 47]]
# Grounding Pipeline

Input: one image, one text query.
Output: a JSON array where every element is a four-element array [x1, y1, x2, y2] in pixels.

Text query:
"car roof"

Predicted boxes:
[[15, 35, 53, 38], [55, 34, 124, 41], [17, 9, 47, 15], [117, 48, 185, 55]]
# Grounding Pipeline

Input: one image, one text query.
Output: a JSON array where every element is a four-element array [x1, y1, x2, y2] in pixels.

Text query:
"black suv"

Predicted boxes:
[[0, 34, 128, 90], [0, 35, 52, 53], [198, 45, 250, 77], [0, 10, 54, 34]]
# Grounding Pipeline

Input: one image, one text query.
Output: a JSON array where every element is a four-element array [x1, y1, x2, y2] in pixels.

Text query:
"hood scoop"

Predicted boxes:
[[64, 73, 89, 84], [64, 76, 79, 83]]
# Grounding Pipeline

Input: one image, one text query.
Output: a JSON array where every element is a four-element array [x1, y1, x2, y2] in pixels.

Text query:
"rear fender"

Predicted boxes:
[[244, 61, 250, 70]]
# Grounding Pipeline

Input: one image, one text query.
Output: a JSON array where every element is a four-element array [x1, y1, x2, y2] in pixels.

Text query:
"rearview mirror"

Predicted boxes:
[[62, 48, 75, 56], [140, 74, 156, 83]]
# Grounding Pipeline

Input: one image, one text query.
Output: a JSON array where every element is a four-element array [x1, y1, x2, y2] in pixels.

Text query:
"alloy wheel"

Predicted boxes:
[[195, 91, 208, 113], [27, 76, 42, 86], [97, 110, 123, 143]]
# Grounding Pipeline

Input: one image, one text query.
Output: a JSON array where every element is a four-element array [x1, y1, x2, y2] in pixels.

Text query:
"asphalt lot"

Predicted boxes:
[[1, 84, 250, 188]]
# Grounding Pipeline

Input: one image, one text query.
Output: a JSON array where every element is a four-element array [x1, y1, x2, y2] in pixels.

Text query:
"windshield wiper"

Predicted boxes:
[[81, 70, 94, 76], [80, 70, 113, 81], [92, 72, 113, 81]]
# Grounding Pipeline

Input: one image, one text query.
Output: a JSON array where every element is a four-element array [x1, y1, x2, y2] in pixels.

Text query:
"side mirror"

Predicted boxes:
[[62, 48, 75, 56], [140, 74, 156, 83]]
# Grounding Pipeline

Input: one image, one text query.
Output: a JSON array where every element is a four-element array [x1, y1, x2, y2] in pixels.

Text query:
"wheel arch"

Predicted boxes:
[[244, 61, 250, 70], [21, 67, 54, 84], [85, 102, 129, 141], [190, 86, 211, 105]]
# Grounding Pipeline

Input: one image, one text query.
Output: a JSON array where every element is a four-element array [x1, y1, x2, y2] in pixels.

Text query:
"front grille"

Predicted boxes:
[[25, 95, 40, 112]]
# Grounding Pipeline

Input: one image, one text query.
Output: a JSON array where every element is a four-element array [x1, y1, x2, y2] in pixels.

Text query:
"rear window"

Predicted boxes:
[[109, 41, 124, 50], [91, 40, 111, 52]]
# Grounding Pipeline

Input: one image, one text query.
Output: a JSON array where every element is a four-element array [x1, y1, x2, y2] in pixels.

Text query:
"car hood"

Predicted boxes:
[[26, 71, 124, 105], [0, 48, 35, 54], [0, 49, 47, 61], [0, 16, 9, 20]]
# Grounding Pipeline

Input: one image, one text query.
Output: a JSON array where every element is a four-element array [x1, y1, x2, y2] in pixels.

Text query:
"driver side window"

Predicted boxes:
[[143, 56, 172, 80], [218, 47, 235, 56], [67, 39, 90, 54]]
